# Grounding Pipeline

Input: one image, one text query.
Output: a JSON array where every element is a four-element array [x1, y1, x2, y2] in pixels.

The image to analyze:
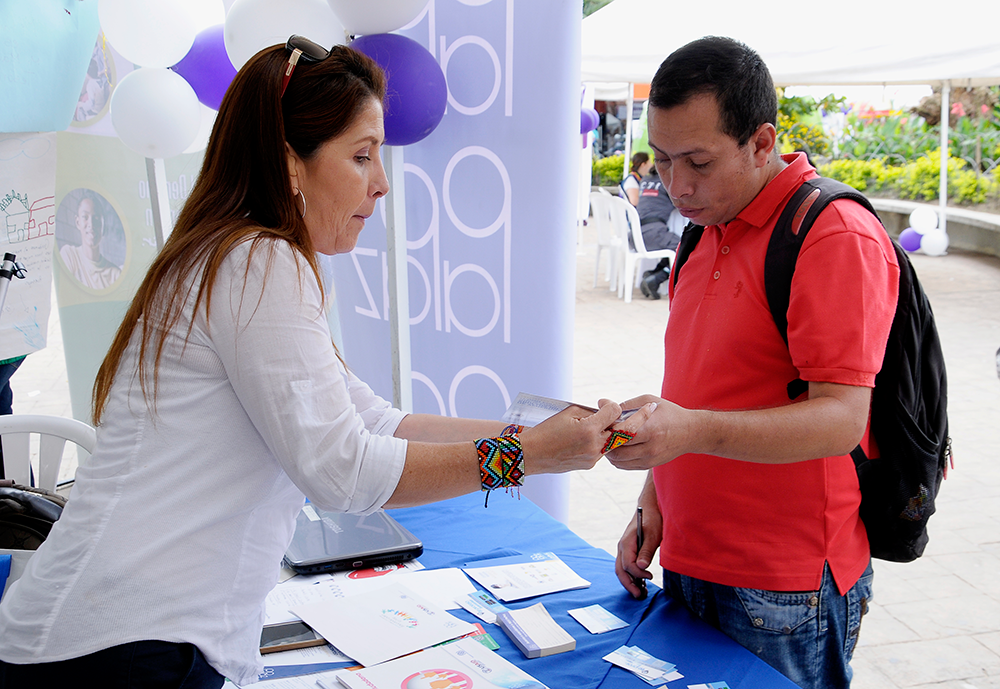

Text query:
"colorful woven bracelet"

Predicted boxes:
[[500, 424, 525, 437], [602, 428, 635, 454], [475, 435, 525, 507]]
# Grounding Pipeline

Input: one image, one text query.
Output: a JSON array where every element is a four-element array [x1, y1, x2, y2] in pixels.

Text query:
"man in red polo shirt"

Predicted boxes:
[[606, 37, 899, 689]]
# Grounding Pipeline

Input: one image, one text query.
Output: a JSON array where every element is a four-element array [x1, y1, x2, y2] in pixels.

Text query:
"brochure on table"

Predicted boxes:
[[265, 564, 475, 625], [291, 582, 476, 668], [462, 551, 590, 602], [336, 637, 549, 689]]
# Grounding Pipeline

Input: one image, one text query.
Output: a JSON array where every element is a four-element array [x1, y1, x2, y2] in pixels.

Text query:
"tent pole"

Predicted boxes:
[[384, 145, 413, 413], [145, 157, 171, 250], [938, 81, 950, 235], [623, 83, 634, 181]]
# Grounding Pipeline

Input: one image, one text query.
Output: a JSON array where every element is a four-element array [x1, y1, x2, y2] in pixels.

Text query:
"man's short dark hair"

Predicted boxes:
[[649, 36, 777, 147]]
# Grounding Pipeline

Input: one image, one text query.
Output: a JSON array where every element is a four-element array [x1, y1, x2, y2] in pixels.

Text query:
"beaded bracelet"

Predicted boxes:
[[475, 435, 525, 507], [602, 428, 635, 454]]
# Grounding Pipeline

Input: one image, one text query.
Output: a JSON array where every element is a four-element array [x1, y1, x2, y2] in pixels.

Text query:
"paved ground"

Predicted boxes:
[[568, 222, 1000, 689], [10, 223, 1000, 688]]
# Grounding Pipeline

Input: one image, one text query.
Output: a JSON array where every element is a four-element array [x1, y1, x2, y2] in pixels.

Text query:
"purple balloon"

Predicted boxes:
[[580, 107, 599, 134], [171, 24, 237, 111], [351, 34, 447, 147], [899, 227, 922, 252]]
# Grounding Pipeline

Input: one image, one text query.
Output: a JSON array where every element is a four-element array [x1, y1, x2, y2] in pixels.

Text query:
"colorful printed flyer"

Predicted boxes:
[[291, 583, 475, 667], [336, 637, 548, 689]]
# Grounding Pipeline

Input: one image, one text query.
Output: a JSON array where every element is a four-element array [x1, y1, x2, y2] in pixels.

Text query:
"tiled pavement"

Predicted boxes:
[[10, 223, 1000, 688]]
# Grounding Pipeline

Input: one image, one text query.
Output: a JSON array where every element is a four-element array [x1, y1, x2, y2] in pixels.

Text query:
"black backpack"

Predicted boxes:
[[672, 177, 951, 562]]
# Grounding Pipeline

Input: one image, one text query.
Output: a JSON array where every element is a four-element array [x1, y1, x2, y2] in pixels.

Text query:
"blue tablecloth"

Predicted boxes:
[[389, 492, 799, 689]]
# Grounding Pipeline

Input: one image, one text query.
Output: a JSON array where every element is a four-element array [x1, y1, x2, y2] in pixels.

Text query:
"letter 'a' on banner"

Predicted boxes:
[[330, 2, 582, 521]]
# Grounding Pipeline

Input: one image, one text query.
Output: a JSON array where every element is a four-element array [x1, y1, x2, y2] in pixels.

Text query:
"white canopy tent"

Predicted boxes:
[[582, 0, 1000, 232]]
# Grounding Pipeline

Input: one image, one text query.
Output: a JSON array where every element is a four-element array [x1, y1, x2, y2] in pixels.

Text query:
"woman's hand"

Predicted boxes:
[[518, 399, 656, 475]]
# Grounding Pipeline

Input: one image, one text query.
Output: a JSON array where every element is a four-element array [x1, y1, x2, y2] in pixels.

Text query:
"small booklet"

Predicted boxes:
[[335, 637, 549, 689], [462, 551, 590, 602], [497, 603, 576, 659]]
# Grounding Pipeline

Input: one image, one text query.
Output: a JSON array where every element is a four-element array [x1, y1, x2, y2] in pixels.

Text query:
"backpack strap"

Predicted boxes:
[[764, 177, 880, 400], [669, 221, 704, 292]]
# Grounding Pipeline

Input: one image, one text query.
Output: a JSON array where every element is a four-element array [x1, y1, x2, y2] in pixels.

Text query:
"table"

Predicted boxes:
[[388, 491, 800, 689]]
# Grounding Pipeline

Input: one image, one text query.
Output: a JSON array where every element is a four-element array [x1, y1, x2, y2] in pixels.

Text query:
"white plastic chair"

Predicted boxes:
[[608, 196, 677, 303], [589, 191, 623, 290], [0, 414, 97, 492]]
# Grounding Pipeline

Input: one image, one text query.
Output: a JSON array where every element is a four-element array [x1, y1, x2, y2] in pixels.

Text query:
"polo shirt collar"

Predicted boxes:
[[726, 152, 816, 232]]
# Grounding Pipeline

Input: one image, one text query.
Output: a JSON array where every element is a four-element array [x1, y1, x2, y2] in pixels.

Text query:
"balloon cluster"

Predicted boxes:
[[104, 0, 442, 159], [898, 207, 948, 257]]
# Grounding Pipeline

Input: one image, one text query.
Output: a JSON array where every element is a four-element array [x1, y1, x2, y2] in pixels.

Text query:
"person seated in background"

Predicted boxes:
[[621, 151, 653, 205], [0, 38, 653, 689], [636, 167, 682, 299]]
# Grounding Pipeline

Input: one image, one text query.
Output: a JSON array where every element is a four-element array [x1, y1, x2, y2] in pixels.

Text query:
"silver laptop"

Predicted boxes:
[[282, 505, 423, 575]]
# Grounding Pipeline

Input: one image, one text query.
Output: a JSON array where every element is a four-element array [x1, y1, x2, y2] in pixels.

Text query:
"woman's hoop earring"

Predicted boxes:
[[294, 188, 307, 218]]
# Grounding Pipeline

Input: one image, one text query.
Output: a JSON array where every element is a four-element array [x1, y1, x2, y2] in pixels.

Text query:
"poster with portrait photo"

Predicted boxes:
[[55, 188, 128, 292]]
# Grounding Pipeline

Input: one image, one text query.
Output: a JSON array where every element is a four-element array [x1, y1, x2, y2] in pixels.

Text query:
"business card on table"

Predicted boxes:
[[604, 645, 683, 685], [568, 604, 629, 634], [458, 590, 509, 624]]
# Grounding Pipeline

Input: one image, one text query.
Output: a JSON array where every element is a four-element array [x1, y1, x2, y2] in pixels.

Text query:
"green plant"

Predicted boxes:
[[592, 153, 625, 187], [819, 150, 1000, 206]]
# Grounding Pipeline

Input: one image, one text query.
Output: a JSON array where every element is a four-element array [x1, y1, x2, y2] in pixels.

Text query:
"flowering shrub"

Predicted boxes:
[[592, 153, 625, 187], [819, 149, 1000, 206]]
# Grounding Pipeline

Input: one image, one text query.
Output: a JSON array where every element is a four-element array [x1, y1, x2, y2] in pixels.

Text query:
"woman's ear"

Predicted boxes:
[[285, 142, 301, 191]]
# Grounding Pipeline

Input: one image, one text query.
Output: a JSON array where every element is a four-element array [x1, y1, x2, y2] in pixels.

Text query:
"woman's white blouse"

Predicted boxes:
[[0, 238, 407, 684]]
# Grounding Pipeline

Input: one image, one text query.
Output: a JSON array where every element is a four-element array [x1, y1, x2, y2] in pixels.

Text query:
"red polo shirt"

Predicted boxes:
[[655, 153, 899, 595]]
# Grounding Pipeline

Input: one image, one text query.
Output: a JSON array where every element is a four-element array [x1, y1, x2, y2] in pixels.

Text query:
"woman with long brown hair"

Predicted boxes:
[[0, 39, 648, 688]]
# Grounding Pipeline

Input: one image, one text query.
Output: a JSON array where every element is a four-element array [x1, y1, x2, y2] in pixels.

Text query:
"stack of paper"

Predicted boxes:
[[496, 603, 576, 658], [336, 637, 549, 689]]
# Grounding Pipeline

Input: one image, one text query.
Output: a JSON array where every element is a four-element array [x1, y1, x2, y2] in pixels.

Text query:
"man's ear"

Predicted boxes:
[[285, 142, 300, 190], [750, 123, 777, 168]]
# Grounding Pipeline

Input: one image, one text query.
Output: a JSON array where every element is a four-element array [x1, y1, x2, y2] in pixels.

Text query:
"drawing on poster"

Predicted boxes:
[[73, 33, 115, 126], [56, 188, 127, 292], [0, 132, 57, 358]]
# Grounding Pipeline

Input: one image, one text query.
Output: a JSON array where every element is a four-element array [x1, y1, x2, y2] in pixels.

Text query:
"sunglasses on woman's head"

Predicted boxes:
[[281, 35, 331, 98]]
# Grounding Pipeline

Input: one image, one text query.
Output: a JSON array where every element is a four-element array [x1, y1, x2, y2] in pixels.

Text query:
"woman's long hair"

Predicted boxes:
[[92, 43, 386, 425]]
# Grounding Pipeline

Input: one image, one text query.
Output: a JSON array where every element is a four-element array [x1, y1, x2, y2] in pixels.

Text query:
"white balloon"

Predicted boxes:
[[908, 207, 939, 234], [327, 0, 427, 35], [920, 229, 949, 256], [225, 0, 346, 71], [99, 0, 199, 68], [110, 68, 201, 159], [183, 103, 218, 155]]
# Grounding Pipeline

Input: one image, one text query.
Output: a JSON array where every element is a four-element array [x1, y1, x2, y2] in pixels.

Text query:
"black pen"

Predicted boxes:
[[633, 507, 647, 595]]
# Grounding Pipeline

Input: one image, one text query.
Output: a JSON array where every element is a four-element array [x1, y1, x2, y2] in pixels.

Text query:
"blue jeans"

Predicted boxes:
[[662, 562, 873, 689], [0, 640, 224, 688]]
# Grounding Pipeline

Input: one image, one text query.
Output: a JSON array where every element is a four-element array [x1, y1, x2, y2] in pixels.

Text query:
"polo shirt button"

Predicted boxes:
[[713, 271, 721, 280], [721, 246, 730, 254], [752, 617, 764, 627], [808, 596, 819, 607]]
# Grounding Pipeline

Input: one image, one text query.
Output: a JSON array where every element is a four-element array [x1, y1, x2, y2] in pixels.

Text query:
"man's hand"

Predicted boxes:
[[604, 395, 692, 470], [615, 478, 662, 599]]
